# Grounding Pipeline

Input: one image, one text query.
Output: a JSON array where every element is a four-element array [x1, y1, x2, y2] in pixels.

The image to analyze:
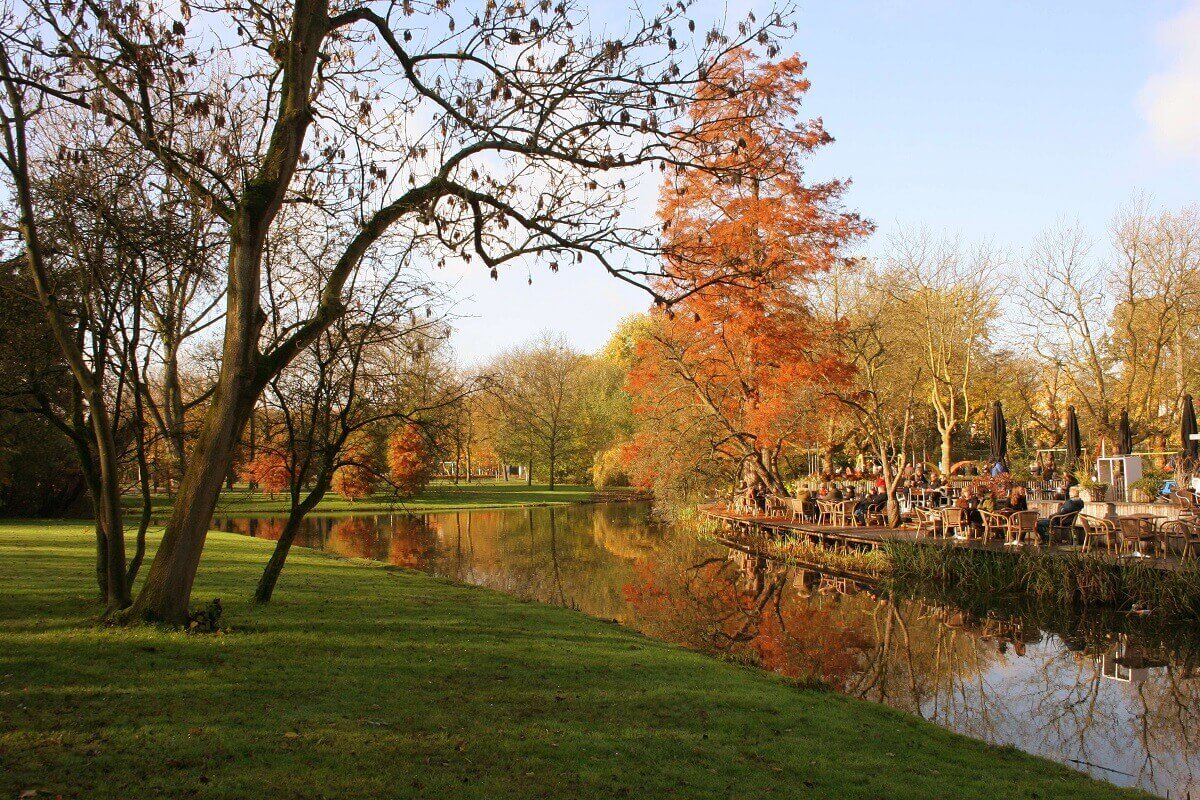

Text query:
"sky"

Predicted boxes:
[[446, 0, 1200, 365]]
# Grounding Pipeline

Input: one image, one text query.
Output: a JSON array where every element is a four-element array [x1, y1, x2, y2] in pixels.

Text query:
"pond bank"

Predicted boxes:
[[0, 522, 1149, 799], [124, 482, 648, 518]]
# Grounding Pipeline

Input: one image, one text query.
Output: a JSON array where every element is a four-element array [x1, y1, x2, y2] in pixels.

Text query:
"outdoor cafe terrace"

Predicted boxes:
[[710, 472, 1200, 571]]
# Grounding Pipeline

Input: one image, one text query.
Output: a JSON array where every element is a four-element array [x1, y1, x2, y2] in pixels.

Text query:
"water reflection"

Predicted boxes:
[[216, 503, 1200, 797]]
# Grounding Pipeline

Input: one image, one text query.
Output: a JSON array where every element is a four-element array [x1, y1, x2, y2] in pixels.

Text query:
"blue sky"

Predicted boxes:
[[448, 0, 1200, 364]]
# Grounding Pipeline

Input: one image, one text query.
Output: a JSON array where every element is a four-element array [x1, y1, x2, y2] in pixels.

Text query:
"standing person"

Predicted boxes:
[[749, 474, 767, 514], [956, 487, 982, 530]]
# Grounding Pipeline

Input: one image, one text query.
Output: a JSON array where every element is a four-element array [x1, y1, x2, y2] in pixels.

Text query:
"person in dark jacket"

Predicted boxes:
[[1038, 486, 1083, 538], [1003, 486, 1028, 512], [855, 490, 888, 525]]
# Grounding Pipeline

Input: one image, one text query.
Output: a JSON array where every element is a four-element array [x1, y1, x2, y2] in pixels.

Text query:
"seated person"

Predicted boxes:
[[855, 490, 888, 524], [956, 488, 983, 529], [1053, 471, 1079, 501], [1037, 486, 1084, 540], [795, 488, 816, 518], [1004, 486, 1028, 513]]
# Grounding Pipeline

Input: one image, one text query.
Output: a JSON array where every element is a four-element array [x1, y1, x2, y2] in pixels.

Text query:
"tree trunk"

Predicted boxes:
[[127, 293, 261, 624], [747, 449, 787, 496], [939, 425, 953, 474], [71, 432, 108, 599], [255, 504, 311, 604], [90, 399, 130, 612]]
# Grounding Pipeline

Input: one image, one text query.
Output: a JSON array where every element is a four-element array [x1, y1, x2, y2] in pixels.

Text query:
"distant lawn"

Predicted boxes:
[[0, 522, 1150, 799], [125, 481, 637, 518]]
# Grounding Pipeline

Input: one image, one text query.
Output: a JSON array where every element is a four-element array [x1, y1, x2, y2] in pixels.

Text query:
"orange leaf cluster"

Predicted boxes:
[[332, 441, 378, 502], [239, 451, 291, 497], [387, 423, 433, 497]]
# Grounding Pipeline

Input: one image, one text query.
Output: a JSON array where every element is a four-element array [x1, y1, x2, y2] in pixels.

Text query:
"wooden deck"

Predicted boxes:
[[701, 505, 1183, 570]]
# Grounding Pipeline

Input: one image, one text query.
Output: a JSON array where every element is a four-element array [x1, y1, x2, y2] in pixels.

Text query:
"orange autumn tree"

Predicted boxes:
[[387, 423, 434, 497], [332, 438, 379, 502], [626, 50, 870, 497], [239, 451, 291, 498]]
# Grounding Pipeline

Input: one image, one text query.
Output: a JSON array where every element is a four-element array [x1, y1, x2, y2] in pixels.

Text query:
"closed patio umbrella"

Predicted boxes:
[[1117, 410, 1133, 456], [1065, 405, 1082, 469], [989, 400, 1007, 467], [1183, 395, 1199, 462]]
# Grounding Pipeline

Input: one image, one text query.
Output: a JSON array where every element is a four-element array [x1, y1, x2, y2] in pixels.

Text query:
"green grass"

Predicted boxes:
[[0, 522, 1152, 799], [126, 481, 633, 517]]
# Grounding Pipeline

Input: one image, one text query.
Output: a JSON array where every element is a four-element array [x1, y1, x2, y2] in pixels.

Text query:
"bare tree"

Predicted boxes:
[[2, 0, 790, 623], [251, 228, 471, 602], [885, 230, 1001, 472], [1023, 208, 1200, 453], [820, 264, 924, 526]]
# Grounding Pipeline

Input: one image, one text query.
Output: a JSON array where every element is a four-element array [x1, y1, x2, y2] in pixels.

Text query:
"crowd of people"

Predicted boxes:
[[735, 455, 1097, 537]]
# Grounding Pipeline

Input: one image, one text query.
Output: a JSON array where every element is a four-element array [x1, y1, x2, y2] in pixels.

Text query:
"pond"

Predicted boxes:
[[215, 501, 1200, 797]]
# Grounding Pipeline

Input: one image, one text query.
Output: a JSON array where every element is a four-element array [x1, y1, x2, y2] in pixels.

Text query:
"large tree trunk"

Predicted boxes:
[[746, 448, 788, 496], [127, 236, 264, 623], [128, 376, 256, 623]]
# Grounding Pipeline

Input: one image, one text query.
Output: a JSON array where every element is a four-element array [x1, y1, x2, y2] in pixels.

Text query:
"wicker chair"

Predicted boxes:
[[1077, 514, 1117, 553], [783, 497, 808, 522], [816, 499, 836, 526], [1161, 519, 1200, 561], [1118, 518, 1161, 558], [939, 507, 967, 539], [905, 506, 938, 537], [1007, 511, 1040, 546], [978, 510, 1009, 544], [836, 499, 858, 527], [1047, 511, 1081, 545], [1172, 489, 1200, 523]]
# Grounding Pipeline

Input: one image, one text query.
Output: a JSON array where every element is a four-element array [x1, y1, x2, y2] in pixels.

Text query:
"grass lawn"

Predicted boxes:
[[126, 481, 635, 517], [0, 522, 1151, 799]]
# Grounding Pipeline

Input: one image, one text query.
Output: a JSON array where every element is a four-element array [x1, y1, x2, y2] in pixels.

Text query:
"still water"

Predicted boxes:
[[215, 501, 1200, 797]]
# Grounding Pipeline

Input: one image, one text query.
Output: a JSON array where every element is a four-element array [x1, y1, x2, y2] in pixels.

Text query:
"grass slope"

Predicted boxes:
[[128, 482, 626, 517], [0, 522, 1151, 800]]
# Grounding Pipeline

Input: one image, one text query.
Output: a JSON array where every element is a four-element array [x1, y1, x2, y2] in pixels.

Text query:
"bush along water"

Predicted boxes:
[[881, 540, 1200, 618]]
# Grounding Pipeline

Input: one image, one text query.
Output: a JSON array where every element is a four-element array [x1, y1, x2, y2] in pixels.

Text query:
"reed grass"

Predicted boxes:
[[882, 540, 1200, 616]]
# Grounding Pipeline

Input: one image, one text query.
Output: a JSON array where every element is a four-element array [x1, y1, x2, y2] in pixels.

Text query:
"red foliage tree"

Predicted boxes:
[[626, 50, 871, 495], [387, 424, 433, 497], [332, 441, 378, 502], [239, 452, 290, 498]]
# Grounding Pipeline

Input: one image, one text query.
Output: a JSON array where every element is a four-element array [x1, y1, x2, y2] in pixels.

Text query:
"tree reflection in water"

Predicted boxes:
[[213, 502, 1200, 797]]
